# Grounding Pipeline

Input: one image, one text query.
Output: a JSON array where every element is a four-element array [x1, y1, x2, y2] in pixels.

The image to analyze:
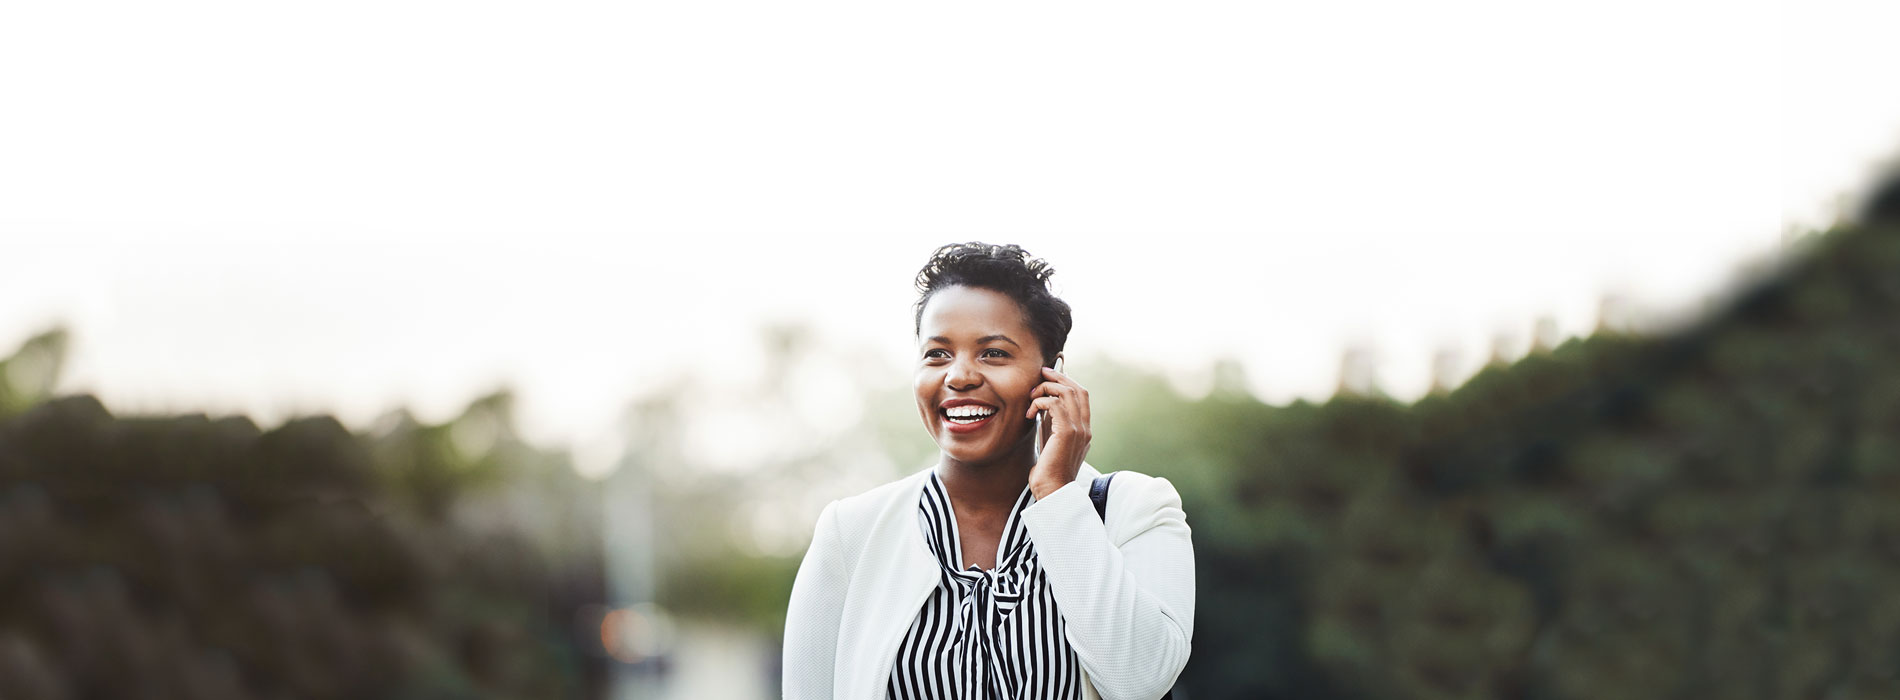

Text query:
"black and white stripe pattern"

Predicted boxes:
[[886, 471, 1083, 699]]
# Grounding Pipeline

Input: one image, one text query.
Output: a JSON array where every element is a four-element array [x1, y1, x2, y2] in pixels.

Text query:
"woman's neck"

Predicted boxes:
[[937, 439, 1037, 512]]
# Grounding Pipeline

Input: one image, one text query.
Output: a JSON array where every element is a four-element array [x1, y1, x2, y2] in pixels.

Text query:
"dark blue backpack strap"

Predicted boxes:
[[1089, 472, 1116, 521]]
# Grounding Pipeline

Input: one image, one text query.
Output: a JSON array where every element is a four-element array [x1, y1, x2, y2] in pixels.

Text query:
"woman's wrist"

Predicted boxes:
[[1029, 476, 1073, 501]]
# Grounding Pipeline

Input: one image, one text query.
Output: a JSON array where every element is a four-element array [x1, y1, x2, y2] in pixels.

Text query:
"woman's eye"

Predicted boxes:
[[981, 348, 1009, 359], [924, 349, 950, 360]]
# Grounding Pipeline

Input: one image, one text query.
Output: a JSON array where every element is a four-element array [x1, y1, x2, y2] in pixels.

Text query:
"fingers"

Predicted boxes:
[[1030, 381, 1067, 401], [1026, 368, 1093, 479], [1026, 395, 1071, 418], [1039, 369, 1088, 410], [1032, 370, 1087, 399], [1022, 391, 1091, 430], [1041, 365, 1084, 389], [1029, 378, 1089, 423]]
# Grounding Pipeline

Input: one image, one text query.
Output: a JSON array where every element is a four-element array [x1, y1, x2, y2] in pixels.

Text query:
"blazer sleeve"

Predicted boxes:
[[1019, 474, 1194, 700], [782, 500, 846, 700]]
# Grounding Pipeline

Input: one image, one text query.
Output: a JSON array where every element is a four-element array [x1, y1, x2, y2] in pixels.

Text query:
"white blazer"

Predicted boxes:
[[783, 462, 1194, 700]]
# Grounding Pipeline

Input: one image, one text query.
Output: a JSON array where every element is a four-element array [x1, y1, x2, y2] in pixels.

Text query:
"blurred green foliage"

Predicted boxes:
[[1079, 220, 1900, 699], [0, 357, 608, 699]]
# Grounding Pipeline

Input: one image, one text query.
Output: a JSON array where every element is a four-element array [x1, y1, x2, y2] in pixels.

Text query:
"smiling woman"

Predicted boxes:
[[783, 243, 1195, 700]]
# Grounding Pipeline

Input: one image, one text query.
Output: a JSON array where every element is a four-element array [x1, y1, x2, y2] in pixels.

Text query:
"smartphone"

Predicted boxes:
[[1033, 356, 1064, 459]]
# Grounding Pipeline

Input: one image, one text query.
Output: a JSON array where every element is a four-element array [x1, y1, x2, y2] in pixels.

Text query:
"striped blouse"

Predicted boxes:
[[886, 471, 1084, 699]]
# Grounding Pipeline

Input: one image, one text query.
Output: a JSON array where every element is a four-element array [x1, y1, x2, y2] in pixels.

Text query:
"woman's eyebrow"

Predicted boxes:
[[924, 334, 1021, 348]]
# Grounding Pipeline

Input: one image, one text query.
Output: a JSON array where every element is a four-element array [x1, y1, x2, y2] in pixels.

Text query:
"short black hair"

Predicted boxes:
[[913, 242, 1073, 367]]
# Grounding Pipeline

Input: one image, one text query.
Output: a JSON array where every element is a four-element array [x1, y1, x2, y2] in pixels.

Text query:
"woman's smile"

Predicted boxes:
[[940, 398, 1000, 433]]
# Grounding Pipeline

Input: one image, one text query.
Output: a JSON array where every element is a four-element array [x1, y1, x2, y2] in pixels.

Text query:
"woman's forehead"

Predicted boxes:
[[918, 286, 1032, 337]]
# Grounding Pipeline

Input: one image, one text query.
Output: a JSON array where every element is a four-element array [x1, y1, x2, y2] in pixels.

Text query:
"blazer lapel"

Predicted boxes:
[[838, 468, 941, 700]]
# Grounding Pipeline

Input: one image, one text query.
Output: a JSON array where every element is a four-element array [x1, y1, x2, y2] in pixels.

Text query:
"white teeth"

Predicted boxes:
[[944, 405, 996, 419]]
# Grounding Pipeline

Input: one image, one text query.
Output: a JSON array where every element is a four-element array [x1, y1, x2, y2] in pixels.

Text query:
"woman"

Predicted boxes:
[[783, 243, 1194, 700]]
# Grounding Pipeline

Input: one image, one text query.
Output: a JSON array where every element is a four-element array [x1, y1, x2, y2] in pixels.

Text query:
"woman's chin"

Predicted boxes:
[[935, 434, 1032, 466]]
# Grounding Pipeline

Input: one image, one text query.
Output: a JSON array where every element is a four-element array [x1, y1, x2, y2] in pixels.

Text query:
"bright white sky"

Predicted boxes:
[[2, 0, 1896, 477]]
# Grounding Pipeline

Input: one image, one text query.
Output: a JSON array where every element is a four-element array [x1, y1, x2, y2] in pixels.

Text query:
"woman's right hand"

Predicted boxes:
[[1026, 365, 1090, 500]]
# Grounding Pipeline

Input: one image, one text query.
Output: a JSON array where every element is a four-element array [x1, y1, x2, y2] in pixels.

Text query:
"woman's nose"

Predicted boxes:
[[945, 356, 982, 390]]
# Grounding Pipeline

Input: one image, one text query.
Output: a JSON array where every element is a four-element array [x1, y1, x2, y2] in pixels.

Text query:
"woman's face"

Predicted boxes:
[[914, 285, 1045, 468]]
